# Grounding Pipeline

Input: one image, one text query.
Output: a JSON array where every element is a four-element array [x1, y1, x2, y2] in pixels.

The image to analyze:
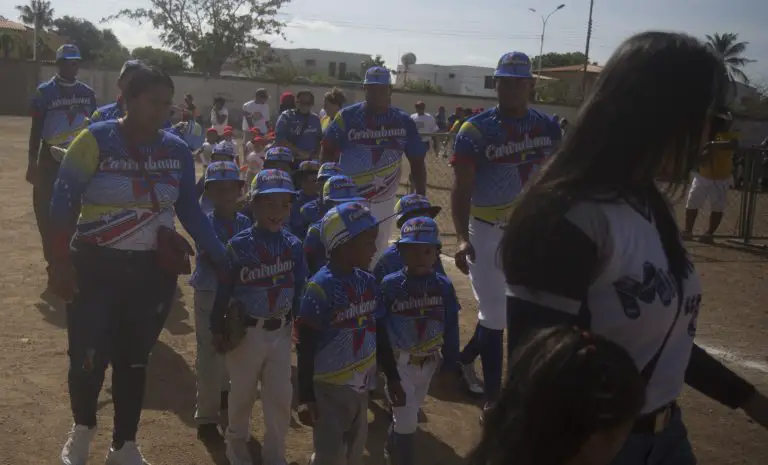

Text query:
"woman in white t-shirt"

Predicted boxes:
[[210, 96, 229, 134], [242, 88, 270, 135], [499, 31, 768, 465]]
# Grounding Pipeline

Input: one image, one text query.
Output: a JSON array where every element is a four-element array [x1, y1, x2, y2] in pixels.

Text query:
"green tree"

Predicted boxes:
[[530, 52, 598, 69], [706, 33, 755, 85], [0, 32, 23, 59], [131, 46, 187, 73], [15, 0, 54, 61], [361, 54, 386, 72], [404, 78, 442, 94], [104, 0, 289, 77], [51, 17, 130, 69]]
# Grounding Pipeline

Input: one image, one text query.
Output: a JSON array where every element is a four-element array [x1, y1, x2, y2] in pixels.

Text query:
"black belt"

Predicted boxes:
[[633, 402, 676, 434], [244, 315, 290, 331]]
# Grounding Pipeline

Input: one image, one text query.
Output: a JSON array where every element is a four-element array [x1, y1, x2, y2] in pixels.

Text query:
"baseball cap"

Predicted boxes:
[[317, 162, 344, 183], [363, 66, 391, 85], [222, 125, 234, 135], [280, 92, 294, 103], [204, 161, 244, 185], [323, 175, 365, 203], [256, 88, 269, 98], [397, 217, 441, 246], [250, 169, 295, 196], [394, 194, 441, 223], [265, 146, 294, 163], [56, 44, 82, 61], [493, 52, 533, 79], [119, 59, 142, 79], [298, 160, 321, 173], [212, 142, 236, 158], [321, 201, 385, 252], [206, 127, 219, 135]]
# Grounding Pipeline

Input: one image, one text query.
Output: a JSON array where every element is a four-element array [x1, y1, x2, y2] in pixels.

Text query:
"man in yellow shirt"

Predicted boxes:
[[683, 110, 737, 243]]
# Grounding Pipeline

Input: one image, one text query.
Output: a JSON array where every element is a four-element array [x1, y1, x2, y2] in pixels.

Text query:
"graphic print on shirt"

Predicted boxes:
[[32, 77, 96, 147]]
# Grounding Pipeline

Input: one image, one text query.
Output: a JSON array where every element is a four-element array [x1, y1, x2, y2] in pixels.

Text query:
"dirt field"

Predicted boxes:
[[0, 115, 766, 465]]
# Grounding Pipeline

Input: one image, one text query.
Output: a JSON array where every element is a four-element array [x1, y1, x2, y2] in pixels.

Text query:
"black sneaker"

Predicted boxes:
[[197, 423, 224, 443]]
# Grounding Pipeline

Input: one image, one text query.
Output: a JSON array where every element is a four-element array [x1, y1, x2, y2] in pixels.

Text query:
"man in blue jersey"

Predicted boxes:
[[27, 44, 96, 286], [90, 60, 143, 123], [321, 67, 427, 265], [449, 52, 561, 419]]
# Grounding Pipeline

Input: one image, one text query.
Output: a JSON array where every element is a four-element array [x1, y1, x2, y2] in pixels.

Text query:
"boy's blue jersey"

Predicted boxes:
[[379, 270, 460, 358], [32, 76, 96, 148], [275, 109, 323, 160], [298, 266, 384, 390], [299, 199, 326, 228], [373, 243, 446, 282], [190, 212, 252, 291], [289, 190, 319, 238], [90, 101, 124, 123], [304, 221, 326, 274], [222, 226, 308, 319]]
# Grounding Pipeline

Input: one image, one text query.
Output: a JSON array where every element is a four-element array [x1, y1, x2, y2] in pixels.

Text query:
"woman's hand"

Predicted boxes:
[[49, 259, 77, 302], [743, 390, 768, 428], [454, 240, 475, 275]]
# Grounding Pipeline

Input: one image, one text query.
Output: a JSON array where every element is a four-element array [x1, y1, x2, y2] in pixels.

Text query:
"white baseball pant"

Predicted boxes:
[[193, 289, 230, 424], [390, 352, 438, 434], [467, 218, 507, 330], [685, 174, 730, 213], [225, 322, 293, 465], [369, 196, 397, 268]]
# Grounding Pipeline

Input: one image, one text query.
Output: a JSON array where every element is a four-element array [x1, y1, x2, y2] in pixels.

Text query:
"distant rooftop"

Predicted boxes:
[[540, 64, 603, 74], [0, 18, 28, 32]]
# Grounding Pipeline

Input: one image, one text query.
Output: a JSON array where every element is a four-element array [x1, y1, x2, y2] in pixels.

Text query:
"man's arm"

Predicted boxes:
[[28, 89, 45, 174], [449, 123, 481, 242]]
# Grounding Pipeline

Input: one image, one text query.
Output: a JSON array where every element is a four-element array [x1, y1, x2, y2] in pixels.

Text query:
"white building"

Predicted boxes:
[[271, 48, 372, 80], [395, 63, 498, 97]]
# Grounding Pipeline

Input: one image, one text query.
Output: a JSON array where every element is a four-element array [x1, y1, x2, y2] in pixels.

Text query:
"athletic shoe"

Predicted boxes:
[[60, 424, 96, 465], [226, 438, 253, 465], [105, 441, 150, 465], [197, 423, 224, 443], [459, 363, 484, 396]]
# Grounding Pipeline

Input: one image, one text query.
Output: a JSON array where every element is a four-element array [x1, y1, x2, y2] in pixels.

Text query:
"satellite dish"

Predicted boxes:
[[401, 52, 417, 66]]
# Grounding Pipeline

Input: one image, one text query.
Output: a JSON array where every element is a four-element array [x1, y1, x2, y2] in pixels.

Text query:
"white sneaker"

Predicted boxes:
[[226, 438, 253, 465], [61, 424, 96, 465], [105, 441, 150, 465], [460, 363, 485, 395]]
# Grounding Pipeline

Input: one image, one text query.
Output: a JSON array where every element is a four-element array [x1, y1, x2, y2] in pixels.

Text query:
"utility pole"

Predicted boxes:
[[581, 0, 595, 101]]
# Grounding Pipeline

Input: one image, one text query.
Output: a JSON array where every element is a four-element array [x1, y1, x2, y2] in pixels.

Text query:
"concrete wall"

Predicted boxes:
[[0, 60, 39, 116]]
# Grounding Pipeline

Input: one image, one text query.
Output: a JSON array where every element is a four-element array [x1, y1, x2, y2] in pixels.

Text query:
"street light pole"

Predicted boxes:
[[529, 4, 566, 87]]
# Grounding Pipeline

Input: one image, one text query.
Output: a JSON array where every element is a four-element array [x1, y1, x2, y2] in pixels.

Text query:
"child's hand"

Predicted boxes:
[[387, 380, 407, 407], [298, 402, 318, 426]]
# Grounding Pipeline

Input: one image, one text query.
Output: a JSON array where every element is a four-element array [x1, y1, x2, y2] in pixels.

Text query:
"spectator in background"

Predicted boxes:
[[448, 106, 462, 128], [279, 92, 296, 114], [210, 97, 229, 135], [184, 93, 202, 124], [242, 88, 270, 150], [411, 101, 439, 154], [321, 87, 347, 131], [90, 60, 142, 123], [275, 90, 322, 163], [436, 106, 448, 131]]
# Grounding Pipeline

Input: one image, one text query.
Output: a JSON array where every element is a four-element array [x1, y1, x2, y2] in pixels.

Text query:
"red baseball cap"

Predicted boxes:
[[252, 136, 266, 144], [280, 92, 294, 103], [206, 127, 218, 135]]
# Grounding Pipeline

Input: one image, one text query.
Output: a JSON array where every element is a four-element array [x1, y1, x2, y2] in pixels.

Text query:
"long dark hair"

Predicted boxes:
[[468, 326, 646, 465], [501, 32, 728, 286]]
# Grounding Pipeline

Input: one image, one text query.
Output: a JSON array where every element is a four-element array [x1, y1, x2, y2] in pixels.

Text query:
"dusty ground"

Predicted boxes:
[[0, 116, 766, 465]]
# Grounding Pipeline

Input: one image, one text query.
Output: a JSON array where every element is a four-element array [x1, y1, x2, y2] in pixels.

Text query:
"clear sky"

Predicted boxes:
[[3, 0, 767, 83]]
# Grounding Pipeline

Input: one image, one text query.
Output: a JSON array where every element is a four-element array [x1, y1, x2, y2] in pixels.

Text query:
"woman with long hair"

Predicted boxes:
[[501, 31, 768, 464], [49, 64, 226, 465]]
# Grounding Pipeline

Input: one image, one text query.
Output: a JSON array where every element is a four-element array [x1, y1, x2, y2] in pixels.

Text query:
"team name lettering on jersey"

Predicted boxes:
[[348, 127, 407, 141], [99, 157, 182, 172], [485, 136, 553, 161], [240, 258, 294, 282], [333, 300, 378, 323], [392, 295, 442, 313], [47, 96, 94, 110], [613, 261, 680, 320]]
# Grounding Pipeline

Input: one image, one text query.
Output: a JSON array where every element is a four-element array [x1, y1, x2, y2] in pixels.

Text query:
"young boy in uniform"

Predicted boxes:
[[289, 160, 321, 238], [379, 217, 460, 465], [297, 162, 344, 231], [190, 161, 252, 443], [296, 201, 405, 465], [198, 142, 240, 215], [263, 146, 294, 173], [210, 169, 308, 465]]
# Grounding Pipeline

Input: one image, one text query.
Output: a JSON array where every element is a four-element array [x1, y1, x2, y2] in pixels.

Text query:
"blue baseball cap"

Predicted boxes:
[[323, 175, 365, 203], [250, 169, 295, 196], [317, 162, 344, 182], [398, 217, 441, 246], [394, 194, 442, 223], [119, 59, 143, 79], [212, 142, 236, 158], [493, 52, 533, 79], [265, 146, 294, 163], [56, 44, 82, 61], [321, 201, 384, 252], [363, 66, 391, 85], [204, 161, 244, 185]]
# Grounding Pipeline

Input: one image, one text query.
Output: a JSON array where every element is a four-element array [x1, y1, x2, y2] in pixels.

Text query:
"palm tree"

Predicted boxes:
[[15, 0, 55, 61], [706, 33, 755, 85]]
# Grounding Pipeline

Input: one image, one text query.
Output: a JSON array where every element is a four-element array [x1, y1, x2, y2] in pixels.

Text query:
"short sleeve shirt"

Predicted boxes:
[[32, 76, 96, 147]]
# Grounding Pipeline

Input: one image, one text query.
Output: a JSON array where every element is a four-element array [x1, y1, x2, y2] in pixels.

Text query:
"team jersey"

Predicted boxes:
[[373, 243, 446, 282], [275, 109, 323, 160], [322, 102, 426, 202], [289, 190, 319, 238], [299, 199, 326, 228], [298, 266, 384, 390], [379, 270, 460, 357], [190, 212, 252, 291], [49, 121, 224, 263], [90, 100, 124, 123], [304, 221, 326, 275], [699, 131, 737, 180], [506, 198, 703, 413], [31, 76, 96, 149], [221, 226, 308, 319], [451, 107, 561, 227]]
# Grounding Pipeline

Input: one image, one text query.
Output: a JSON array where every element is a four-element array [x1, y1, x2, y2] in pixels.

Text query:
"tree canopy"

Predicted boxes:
[[104, 0, 290, 77], [15, 0, 54, 30], [131, 46, 187, 73], [706, 33, 755, 84], [361, 54, 386, 72], [51, 16, 130, 69], [530, 52, 597, 69]]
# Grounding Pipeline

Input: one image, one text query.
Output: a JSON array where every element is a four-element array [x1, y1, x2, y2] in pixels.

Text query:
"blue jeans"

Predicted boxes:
[[610, 407, 696, 465]]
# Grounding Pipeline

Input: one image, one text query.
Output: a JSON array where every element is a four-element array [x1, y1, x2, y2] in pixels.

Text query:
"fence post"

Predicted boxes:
[[726, 147, 767, 250]]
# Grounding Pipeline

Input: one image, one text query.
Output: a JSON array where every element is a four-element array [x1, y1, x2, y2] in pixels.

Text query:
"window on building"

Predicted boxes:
[[305, 59, 316, 68], [329, 61, 337, 77], [484, 76, 494, 89], [339, 62, 347, 79]]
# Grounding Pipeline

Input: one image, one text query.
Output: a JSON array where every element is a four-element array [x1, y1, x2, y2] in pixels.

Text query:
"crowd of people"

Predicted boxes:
[[24, 32, 768, 465]]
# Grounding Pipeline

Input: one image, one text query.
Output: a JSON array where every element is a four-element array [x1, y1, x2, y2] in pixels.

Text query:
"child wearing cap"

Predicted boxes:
[[210, 169, 308, 465], [373, 194, 446, 282], [296, 201, 405, 465], [379, 217, 460, 465], [263, 146, 294, 174], [197, 127, 219, 168], [221, 125, 238, 163], [297, 162, 345, 229], [190, 161, 252, 443], [288, 160, 321, 238], [198, 142, 240, 215], [303, 175, 366, 275]]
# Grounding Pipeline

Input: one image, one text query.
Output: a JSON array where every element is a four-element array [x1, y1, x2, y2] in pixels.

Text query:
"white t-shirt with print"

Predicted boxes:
[[410, 112, 438, 142], [242, 101, 270, 134], [210, 107, 229, 134]]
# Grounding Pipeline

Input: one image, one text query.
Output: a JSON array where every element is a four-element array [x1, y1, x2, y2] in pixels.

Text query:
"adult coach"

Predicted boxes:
[[275, 89, 323, 163], [450, 52, 561, 414], [321, 66, 427, 263], [501, 32, 768, 465], [27, 44, 96, 289], [50, 64, 226, 465]]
